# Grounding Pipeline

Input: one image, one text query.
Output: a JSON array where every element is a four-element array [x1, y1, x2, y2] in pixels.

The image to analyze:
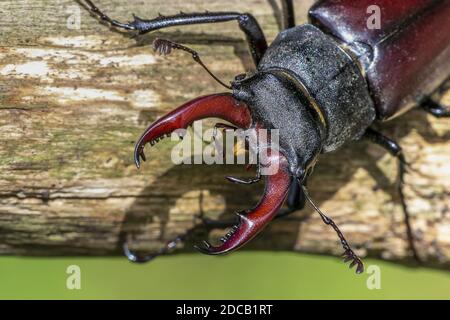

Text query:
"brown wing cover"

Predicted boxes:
[[310, 0, 450, 120]]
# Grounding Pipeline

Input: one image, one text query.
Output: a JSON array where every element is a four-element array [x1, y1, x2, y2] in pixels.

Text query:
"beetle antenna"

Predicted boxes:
[[153, 38, 232, 89], [302, 185, 365, 274]]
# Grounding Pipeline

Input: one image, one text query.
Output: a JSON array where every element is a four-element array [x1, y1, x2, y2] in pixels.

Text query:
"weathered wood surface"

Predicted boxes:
[[0, 0, 449, 268]]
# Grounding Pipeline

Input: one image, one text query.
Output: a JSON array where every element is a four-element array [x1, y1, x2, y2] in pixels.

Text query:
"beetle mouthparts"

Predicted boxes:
[[133, 93, 252, 168], [133, 93, 292, 255]]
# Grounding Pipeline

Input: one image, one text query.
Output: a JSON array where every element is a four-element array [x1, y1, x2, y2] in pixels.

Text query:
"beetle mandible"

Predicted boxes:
[[82, 0, 450, 273]]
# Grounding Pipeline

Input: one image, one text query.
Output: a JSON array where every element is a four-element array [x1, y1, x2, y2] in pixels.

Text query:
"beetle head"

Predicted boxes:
[[232, 70, 323, 180], [132, 70, 324, 256]]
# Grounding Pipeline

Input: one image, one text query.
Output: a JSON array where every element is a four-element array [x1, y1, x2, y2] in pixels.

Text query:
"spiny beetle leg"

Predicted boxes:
[[364, 128, 421, 263], [302, 186, 364, 274], [81, 0, 267, 65], [281, 0, 296, 29]]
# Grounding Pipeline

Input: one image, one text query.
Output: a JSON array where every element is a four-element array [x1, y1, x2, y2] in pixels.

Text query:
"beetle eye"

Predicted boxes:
[[234, 73, 246, 81]]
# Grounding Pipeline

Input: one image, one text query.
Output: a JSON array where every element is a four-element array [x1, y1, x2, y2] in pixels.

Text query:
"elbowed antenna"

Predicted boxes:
[[152, 38, 232, 89]]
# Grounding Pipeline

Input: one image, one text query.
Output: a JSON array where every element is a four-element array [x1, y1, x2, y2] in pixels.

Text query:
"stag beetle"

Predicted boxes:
[[82, 0, 450, 273]]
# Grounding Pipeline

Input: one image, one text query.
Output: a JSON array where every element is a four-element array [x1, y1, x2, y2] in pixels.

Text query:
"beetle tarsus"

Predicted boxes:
[[122, 235, 183, 263], [398, 155, 422, 263], [302, 186, 364, 274], [134, 145, 145, 169], [123, 242, 157, 263]]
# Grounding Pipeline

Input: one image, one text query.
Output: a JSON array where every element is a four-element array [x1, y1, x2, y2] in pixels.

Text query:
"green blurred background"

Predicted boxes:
[[0, 252, 449, 299]]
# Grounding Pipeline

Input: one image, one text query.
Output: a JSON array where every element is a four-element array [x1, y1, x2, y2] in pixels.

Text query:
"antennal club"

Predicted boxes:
[[152, 38, 232, 89]]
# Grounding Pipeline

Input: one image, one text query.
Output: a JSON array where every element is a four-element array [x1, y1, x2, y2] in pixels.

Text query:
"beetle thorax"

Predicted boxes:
[[257, 24, 376, 153]]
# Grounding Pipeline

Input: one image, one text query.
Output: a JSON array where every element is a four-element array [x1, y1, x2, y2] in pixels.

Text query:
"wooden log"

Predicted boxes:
[[0, 0, 449, 268]]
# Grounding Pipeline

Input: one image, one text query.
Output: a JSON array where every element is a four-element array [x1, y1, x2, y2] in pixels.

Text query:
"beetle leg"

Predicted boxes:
[[302, 186, 364, 274], [226, 164, 261, 185], [202, 180, 307, 228], [153, 38, 232, 89], [133, 95, 293, 255], [202, 190, 308, 228], [420, 97, 450, 118], [122, 234, 184, 263], [214, 123, 238, 132], [212, 123, 238, 144], [81, 0, 267, 65], [80, 0, 136, 30], [364, 128, 421, 262], [276, 178, 306, 218], [281, 0, 296, 29]]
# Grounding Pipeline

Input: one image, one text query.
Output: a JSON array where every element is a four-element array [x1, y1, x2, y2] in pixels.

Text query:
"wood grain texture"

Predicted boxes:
[[0, 0, 449, 268]]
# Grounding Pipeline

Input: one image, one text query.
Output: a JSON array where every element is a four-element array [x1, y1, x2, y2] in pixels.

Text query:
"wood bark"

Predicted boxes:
[[0, 0, 449, 268]]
